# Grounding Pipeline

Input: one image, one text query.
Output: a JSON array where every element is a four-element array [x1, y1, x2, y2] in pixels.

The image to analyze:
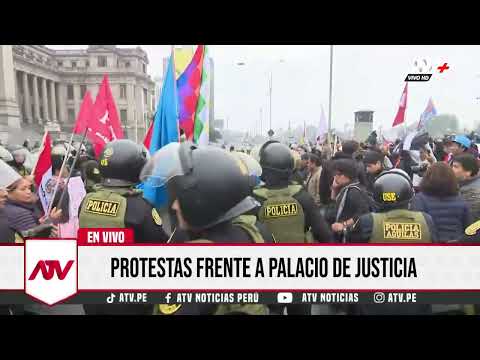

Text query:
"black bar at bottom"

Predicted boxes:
[[2, 291, 480, 305]]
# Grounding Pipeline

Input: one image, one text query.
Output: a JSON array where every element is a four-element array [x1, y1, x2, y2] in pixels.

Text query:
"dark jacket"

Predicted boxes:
[[325, 181, 372, 242], [459, 175, 480, 221], [411, 192, 472, 242], [319, 152, 352, 206], [4, 200, 42, 233], [0, 208, 15, 243], [326, 182, 371, 224], [123, 196, 170, 244], [354, 159, 368, 188]]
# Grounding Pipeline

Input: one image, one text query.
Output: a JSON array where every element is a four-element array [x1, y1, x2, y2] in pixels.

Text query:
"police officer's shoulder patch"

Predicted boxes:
[[158, 304, 181, 315], [465, 220, 480, 236], [152, 208, 162, 226]]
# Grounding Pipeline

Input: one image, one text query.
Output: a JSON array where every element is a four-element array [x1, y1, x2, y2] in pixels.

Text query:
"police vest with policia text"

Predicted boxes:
[[370, 209, 431, 243], [79, 185, 143, 229], [253, 185, 313, 243]]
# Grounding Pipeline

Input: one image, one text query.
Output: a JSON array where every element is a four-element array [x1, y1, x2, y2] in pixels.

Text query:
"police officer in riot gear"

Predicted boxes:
[[252, 141, 333, 244], [345, 169, 437, 315], [79, 139, 168, 243], [140, 142, 273, 315], [141, 142, 273, 246], [79, 139, 169, 315], [8, 145, 29, 176], [251, 141, 333, 315], [347, 169, 437, 243]]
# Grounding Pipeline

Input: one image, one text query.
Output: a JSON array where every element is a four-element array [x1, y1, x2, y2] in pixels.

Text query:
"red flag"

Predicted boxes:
[[392, 83, 408, 127], [73, 91, 94, 135], [143, 118, 154, 149], [32, 131, 52, 187], [91, 75, 124, 156]]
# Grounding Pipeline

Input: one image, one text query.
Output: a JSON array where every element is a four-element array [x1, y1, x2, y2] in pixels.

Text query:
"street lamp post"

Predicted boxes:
[[260, 107, 263, 138], [269, 71, 273, 137], [236, 59, 284, 139], [268, 59, 285, 139]]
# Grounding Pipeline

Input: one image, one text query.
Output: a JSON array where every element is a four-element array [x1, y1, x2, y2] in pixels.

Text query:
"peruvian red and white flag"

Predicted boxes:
[[392, 83, 408, 127], [32, 131, 52, 188], [32, 131, 55, 213], [90, 75, 124, 156]]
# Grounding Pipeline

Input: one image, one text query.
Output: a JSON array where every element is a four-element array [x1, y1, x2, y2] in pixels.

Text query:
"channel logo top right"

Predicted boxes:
[[405, 58, 450, 82]]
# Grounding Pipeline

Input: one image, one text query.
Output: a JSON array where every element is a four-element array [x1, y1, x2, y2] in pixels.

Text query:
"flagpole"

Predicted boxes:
[[403, 82, 408, 138], [171, 45, 180, 142], [260, 108, 263, 137], [269, 72, 273, 138], [50, 127, 89, 220], [328, 45, 334, 146], [46, 131, 75, 215]]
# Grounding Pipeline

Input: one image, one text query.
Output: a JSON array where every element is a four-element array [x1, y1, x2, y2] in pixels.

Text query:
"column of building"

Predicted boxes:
[[126, 83, 135, 139], [14, 71, 64, 126], [22, 71, 32, 123], [32, 75, 41, 123], [135, 83, 143, 142]]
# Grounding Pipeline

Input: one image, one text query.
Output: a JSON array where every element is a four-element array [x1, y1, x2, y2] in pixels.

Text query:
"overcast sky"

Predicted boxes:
[[47, 45, 480, 134]]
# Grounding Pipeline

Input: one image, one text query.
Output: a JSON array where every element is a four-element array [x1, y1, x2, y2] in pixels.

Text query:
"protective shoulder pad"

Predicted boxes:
[[287, 185, 303, 196], [232, 215, 265, 244], [187, 239, 215, 244], [253, 187, 269, 199]]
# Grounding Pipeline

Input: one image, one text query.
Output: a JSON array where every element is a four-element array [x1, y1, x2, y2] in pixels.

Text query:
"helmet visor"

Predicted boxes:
[[140, 142, 186, 188]]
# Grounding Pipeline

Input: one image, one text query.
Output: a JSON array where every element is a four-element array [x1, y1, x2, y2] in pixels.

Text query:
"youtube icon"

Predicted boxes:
[[277, 292, 293, 304]]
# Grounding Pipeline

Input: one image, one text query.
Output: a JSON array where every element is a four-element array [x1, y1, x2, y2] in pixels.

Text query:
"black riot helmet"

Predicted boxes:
[[99, 139, 148, 187], [259, 141, 295, 178], [140, 142, 257, 230], [373, 169, 414, 211]]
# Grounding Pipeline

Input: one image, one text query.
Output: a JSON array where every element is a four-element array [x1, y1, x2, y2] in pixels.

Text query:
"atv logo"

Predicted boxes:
[[25, 240, 78, 306], [28, 260, 75, 281]]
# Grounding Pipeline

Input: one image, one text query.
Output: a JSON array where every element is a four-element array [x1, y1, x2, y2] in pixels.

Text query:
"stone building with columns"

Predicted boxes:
[[0, 45, 155, 144]]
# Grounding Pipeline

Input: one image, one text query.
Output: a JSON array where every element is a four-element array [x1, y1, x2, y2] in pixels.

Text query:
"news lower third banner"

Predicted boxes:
[[2, 241, 480, 305]]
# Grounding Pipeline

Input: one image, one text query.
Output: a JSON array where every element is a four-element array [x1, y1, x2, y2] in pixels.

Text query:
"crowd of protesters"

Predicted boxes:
[[287, 131, 480, 245], [1, 130, 480, 315]]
